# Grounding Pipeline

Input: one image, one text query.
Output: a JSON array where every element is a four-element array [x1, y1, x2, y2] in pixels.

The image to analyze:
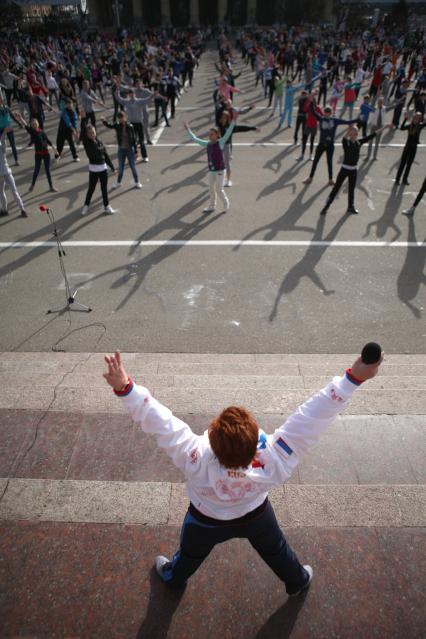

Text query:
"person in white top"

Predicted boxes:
[[103, 350, 382, 595]]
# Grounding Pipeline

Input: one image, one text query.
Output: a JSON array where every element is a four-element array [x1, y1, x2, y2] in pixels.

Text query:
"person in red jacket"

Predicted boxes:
[[297, 92, 323, 162]]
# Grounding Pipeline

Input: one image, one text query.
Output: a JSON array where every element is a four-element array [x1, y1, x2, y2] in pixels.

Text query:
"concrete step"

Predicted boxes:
[[0, 478, 423, 528], [1, 352, 426, 414]]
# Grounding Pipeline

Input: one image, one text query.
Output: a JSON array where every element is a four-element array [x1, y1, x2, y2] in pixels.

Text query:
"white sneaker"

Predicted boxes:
[[402, 206, 415, 216], [104, 205, 116, 215], [225, 180, 233, 187], [74, 157, 81, 162], [309, 154, 314, 161], [155, 555, 169, 579], [81, 204, 89, 216], [142, 157, 149, 163], [203, 206, 215, 213], [134, 182, 142, 189], [288, 565, 313, 597], [112, 181, 122, 189]]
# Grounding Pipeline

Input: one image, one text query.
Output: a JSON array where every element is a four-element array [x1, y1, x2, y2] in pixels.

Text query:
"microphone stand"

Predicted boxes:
[[44, 207, 92, 314]]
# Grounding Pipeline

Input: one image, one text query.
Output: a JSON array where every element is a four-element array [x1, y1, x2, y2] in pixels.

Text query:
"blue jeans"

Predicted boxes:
[[279, 101, 293, 127], [160, 500, 309, 594], [117, 147, 139, 183]]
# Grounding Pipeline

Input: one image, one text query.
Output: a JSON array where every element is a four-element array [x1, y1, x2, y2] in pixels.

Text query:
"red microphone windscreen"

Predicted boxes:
[[39, 204, 48, 212]]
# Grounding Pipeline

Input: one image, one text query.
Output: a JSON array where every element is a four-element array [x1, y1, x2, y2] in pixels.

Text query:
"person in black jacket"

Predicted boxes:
[[80, 123, 116, 216], [102, 111, 142, 189], [320, 124, 389, 216], [15, 113, 58, 192], [395, 112, 426, 186]]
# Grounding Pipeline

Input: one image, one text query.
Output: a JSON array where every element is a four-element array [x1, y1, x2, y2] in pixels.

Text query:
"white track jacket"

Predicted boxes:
[[119, 373, 359, 520]]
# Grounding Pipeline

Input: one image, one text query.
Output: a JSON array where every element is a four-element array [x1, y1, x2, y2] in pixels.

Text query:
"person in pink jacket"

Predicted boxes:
[[103, 350, 382, 596], [217, 74, 242, 101]]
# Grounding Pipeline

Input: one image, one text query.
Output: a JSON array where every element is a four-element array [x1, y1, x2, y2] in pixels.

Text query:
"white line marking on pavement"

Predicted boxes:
[[14, 142, 426, 150], [1, 240, 424, 249]]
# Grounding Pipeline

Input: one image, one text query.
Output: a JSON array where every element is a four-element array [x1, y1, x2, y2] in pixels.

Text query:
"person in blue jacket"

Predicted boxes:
[[302, 105, 359, 185], [278, 79, 306, 129], [56, 98, 80, 161]]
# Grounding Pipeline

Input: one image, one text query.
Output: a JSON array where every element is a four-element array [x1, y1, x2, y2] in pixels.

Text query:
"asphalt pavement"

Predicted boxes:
[[0, 48, 425, 353]]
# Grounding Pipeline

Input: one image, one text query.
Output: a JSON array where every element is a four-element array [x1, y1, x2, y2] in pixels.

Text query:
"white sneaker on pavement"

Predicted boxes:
[[289, 565, 313, 597], [203, 206, 215, 213], [81, 205, 89, 217], [225, 180, 233, 187], [402, 206, 415, 216], [104, 205, 116, 215], [134, 182, 142, 189], [142, 157, 149, 163], [155, 555, 169, 579]]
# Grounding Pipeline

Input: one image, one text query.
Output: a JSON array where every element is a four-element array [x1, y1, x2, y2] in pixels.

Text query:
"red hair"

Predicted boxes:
[[208, 406, 259, 469]]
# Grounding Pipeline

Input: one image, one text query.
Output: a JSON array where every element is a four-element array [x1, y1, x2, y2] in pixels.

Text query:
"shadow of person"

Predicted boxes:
[[136, 567, 185, 639], [234, 184, 328, 248], [397, 217, 426, 319], [269, 212, 350, 322], [253, 592, 308, 639], [363, 184, 404, 241]]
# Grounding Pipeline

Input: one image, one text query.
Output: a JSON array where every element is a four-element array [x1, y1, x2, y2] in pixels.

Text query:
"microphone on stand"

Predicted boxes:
[[39, 204, 50, 213]]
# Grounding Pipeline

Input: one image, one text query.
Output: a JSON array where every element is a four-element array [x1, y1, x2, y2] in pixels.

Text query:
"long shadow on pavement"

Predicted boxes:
[[268, 213, 350, 322], [71, 200, 225, 311], [136, 568, 185, 639], [235, 184, 328, 245], [254, 593, 307, 639], [363, 183, 404, 242], [397, 216, 426, 319]]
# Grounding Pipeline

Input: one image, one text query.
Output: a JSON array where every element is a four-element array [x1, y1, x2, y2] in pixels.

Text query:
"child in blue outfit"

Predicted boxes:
[[184, 113, 237, 213]]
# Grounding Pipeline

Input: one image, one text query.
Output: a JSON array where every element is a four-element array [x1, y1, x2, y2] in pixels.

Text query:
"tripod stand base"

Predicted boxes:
[[47, 289, 92, 314]]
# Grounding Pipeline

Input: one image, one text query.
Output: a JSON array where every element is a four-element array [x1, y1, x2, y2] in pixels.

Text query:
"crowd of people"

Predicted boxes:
[[213, 24, 426, 216], [0, 25, 206, 217], [0, 22, 425, 220]]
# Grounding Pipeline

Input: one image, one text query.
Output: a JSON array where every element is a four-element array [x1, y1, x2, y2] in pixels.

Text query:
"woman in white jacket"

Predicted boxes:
[[103, 351, 381, 596]]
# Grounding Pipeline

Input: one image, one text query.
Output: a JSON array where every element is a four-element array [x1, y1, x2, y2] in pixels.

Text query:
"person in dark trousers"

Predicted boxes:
[[294, 90, 308, 144], [396, 112, 426, 186], [163, 69, 182, 119], [80, 123, 116, 216], [392, 80, 414, 129], [402, 174, 426, 215], [152, 83, 170, 128], [183, 48, 195, 87], [15, 113, 58, 192], [317, 70, 329, 107], [320, 124, 389, 215], [56, 98, 79, 161], [103, 349, 382, 593], [26, 85, 56, 128], [218, 109, 259, 187], [302, 105, 358, 186], [102, 111, 142, 189]]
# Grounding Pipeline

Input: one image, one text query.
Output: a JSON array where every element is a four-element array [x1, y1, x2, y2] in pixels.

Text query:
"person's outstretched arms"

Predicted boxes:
[[104, 351, 203, 475], [183, 121, 209, 146], [266, 354, 383, 484]]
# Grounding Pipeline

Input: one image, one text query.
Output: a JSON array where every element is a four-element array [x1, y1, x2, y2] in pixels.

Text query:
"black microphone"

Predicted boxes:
[[361, 342, 382, 365]]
